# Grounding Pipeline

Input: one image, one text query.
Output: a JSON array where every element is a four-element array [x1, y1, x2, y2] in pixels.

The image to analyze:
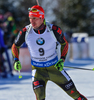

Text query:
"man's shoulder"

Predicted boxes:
[[25, 24, 32, 30], [52, 24, 61, 32], [46, 22, 59, 30], [46, 22, 62, 34]]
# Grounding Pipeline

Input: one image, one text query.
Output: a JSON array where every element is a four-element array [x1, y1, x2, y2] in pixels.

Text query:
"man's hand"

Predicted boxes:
[[55, 59, 64, 71], [14, 61, 22, 71]]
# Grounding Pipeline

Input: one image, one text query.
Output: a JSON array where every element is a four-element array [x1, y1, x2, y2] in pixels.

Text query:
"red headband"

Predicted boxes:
[[29, 5, 44, 18]]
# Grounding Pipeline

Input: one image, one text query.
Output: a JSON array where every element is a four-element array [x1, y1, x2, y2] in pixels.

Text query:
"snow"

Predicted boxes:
[[0, 59, 94, 100]]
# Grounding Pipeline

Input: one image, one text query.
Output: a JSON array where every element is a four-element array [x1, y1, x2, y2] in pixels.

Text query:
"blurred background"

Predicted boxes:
[[0, 0, 94, 78]]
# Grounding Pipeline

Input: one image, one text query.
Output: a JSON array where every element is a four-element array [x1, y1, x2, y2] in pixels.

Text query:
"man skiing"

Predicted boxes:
[[11, 5, 87, 100]]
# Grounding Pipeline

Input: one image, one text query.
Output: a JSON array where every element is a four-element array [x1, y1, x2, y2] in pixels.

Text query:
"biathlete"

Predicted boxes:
[[11, 5, 87, 100]]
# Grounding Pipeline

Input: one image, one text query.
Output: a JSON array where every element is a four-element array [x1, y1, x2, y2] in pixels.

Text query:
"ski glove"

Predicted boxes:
[[55, 59, 64, 71], [14, 60, 22, 71]]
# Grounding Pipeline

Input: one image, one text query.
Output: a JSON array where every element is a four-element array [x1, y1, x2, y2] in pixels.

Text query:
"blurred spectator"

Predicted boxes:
[[0, 17, 7, 78], [3, 12, 19, 48], [0, 13, 14, 78]]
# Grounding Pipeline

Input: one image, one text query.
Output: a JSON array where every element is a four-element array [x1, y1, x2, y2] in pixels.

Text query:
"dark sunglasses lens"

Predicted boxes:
[[32, 9, 38, 12]]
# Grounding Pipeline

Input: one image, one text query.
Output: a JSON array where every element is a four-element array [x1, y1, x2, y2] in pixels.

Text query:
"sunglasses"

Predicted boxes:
[[28, 8, 41, 12]]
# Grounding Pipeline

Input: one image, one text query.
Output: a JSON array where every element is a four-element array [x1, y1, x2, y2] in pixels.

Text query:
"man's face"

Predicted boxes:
[[29, 16, 44, 29]]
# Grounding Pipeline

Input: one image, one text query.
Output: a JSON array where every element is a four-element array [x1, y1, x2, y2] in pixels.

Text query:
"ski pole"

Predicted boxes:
[[64, 66, 94, 71], [18, 70, 22, 78]]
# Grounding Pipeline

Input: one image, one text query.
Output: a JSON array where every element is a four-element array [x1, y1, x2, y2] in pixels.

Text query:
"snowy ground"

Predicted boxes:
[[0, 58, 94, 100]]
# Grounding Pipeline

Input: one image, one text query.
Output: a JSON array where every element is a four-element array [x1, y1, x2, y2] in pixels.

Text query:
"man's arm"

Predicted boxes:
[[11, 27, 27, 71], [11, 27, 27, 59], [52, 25, 68, 61]]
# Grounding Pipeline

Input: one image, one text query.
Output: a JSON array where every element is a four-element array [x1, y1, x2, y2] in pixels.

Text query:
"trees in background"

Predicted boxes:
[[0, 0, 36, 28], [53, 0, 94, 35], [0, 0, 94, 35]]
